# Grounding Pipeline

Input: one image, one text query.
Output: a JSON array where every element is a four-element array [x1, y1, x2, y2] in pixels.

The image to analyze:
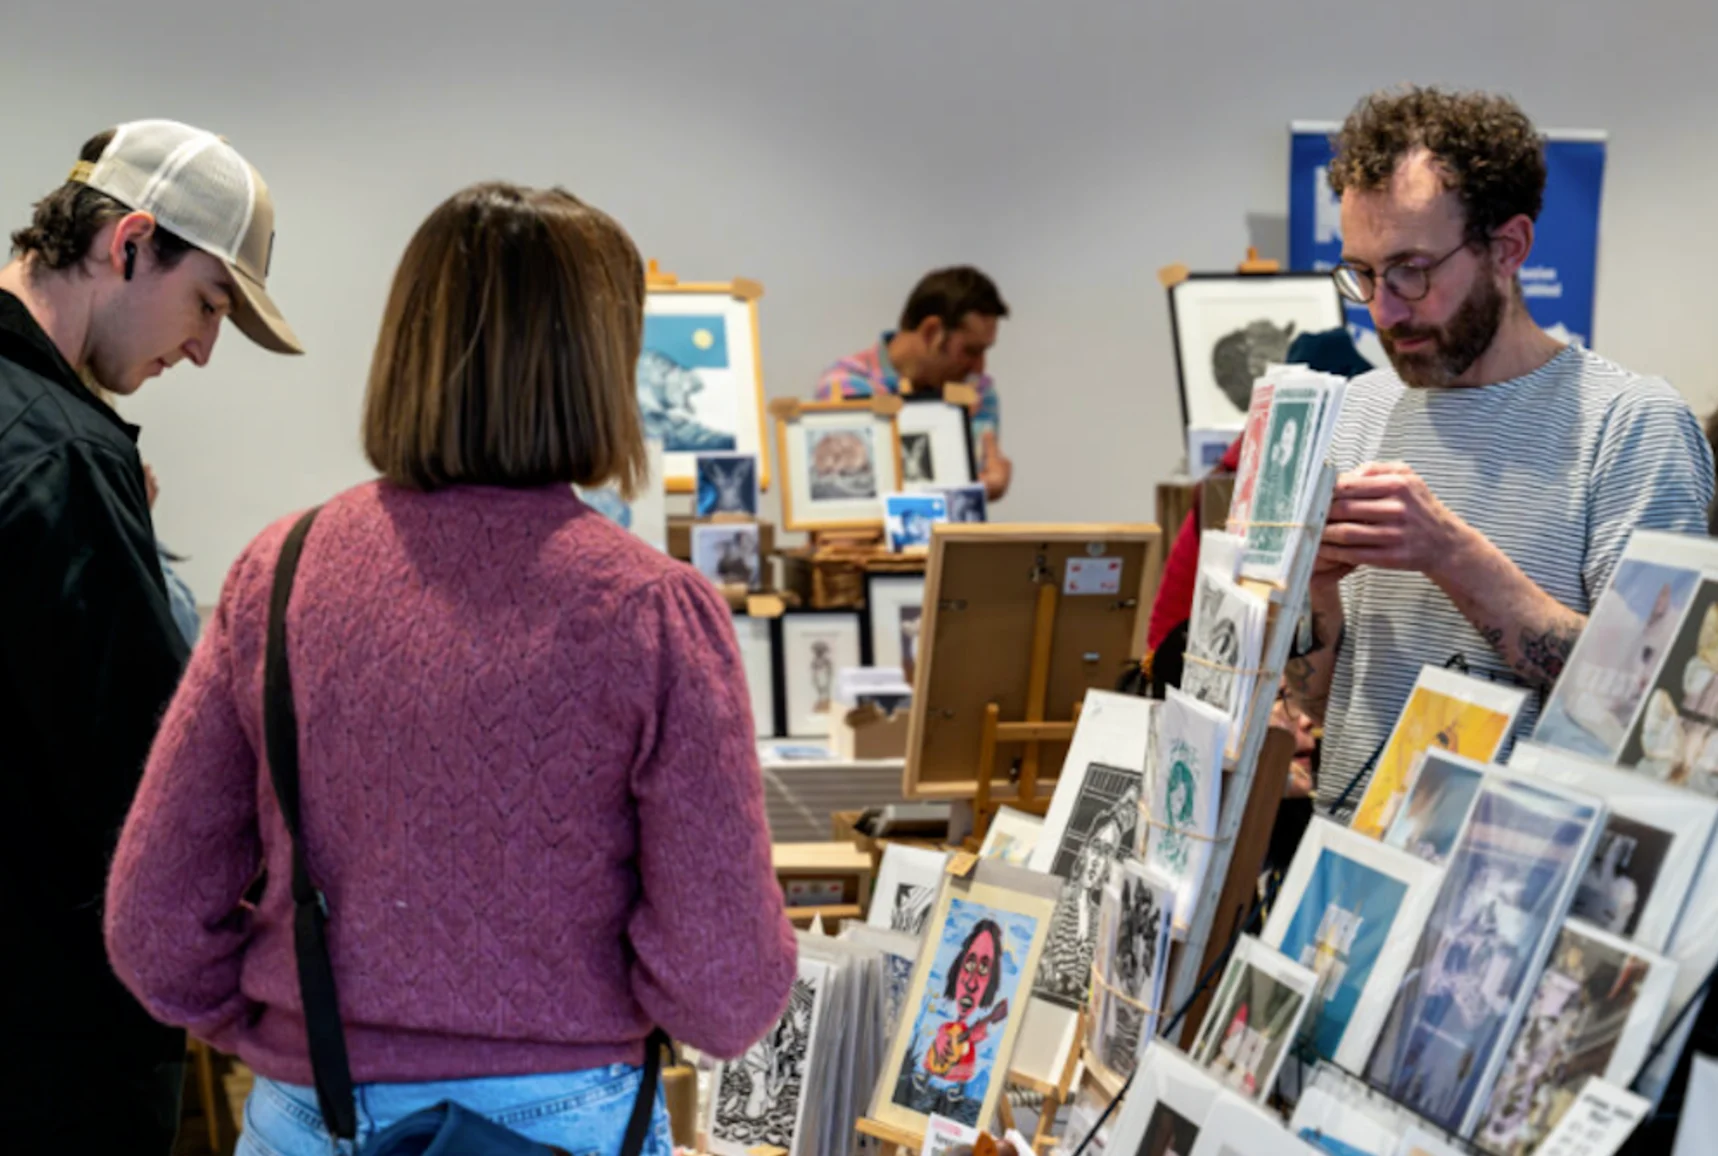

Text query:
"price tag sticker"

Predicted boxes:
[[1064, 556, 1122, 596]]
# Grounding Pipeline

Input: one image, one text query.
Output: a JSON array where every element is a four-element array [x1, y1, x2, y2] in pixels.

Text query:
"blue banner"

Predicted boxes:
[[1288, 122, 1607, 359]]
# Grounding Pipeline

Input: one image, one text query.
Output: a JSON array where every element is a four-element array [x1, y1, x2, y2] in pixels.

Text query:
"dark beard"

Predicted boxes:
[[1381, 271, 1506, 388]]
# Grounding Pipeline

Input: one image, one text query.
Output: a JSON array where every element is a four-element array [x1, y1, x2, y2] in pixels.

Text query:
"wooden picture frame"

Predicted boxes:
[[902, 524, 1164, 800], [773, 397, 905, 533], [863, 572, 928, 681], [897, 395, 977, 491], [640, 268, 770, 493], [1167, 272, 1345, 431]]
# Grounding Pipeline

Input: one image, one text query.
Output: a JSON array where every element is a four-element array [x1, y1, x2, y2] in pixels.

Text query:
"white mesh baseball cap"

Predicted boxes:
[[68, 119, 301, 354]]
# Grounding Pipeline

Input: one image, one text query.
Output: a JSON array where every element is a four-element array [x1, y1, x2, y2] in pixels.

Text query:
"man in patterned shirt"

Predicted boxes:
[[1281, 86, 1713, 814], [816, 266, 1014, 500]]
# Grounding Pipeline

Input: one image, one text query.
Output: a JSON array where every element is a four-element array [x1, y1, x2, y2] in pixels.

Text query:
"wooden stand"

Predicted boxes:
[[857, 1115, 925, 1156], [1021, 1007, 1088, 1154], [970, 580, 1082, 845]]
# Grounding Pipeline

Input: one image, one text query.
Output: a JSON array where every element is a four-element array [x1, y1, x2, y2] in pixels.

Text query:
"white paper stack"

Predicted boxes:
[[1235, 367, 1347, 585], [1182, 530, 1270, 761]]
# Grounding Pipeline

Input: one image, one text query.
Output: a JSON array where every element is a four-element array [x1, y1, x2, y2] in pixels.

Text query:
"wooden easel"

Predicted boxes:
[[969, 579, 1083, 846]]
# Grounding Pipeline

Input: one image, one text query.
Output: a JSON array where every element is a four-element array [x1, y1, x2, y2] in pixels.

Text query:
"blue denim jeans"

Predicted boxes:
[[237, 1063, 674, 1156]]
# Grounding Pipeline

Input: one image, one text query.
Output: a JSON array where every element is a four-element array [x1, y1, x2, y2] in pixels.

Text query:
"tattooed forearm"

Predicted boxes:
[[1518, 621, 1582, 686], [1476, 624, 1505, 654]]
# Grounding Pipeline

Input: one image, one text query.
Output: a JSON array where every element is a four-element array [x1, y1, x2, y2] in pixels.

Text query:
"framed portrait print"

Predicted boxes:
[[774, 399, 904, 533], [696, 452, 762, 517], [864, 573, 927, 684], [1167, 273, 1345, 430], [869, 859, 1061, 1135], [692, 523, 762, 591], [640, 273, 769, 492], [897, 396, 976, 492], [774, 610, 864, 737]]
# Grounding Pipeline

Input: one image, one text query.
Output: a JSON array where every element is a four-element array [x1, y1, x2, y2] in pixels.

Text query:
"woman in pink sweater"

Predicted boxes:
[[104, 183, 797, 1154]]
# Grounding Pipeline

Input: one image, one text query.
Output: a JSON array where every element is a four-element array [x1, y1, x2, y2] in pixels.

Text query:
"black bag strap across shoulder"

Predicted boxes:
[[264, 506, 670, 1149]]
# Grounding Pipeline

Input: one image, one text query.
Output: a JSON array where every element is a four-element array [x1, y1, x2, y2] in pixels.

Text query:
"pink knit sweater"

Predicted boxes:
[[105, 482, 797, 1084]]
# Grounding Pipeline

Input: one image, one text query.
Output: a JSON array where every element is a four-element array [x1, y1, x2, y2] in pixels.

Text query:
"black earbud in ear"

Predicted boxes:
[[123, 241, 137, 282]]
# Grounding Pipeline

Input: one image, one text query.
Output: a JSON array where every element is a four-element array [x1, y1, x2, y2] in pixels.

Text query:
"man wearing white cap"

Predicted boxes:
[[0, 120, 298, 1152]]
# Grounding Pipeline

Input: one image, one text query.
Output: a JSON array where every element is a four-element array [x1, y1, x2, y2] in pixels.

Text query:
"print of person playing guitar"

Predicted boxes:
[[922, 919, 1009, 1084]]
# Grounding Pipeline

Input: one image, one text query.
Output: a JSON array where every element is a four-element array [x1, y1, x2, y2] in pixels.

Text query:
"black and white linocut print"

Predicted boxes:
[[1183, 572, 1242, 714], [891, 882, 936, 937], [715, 970, 820, 1150], [1034, 763, 1142, 1008], [1098, 872, 1169, 1076], [902, 432, 936, 484]]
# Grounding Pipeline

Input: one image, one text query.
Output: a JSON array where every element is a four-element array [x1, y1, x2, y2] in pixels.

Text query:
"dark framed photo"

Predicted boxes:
[[771, 609, 864, 737], [896, 396, 977, 491], [1167, 273, 1345, 429]]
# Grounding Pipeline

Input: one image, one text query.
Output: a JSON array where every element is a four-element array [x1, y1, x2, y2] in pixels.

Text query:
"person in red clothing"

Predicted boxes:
[[104, 183, 797, 1156]]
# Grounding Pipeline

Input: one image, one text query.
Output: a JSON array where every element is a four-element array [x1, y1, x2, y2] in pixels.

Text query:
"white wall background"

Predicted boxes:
[[4, 0, 1715, 597]]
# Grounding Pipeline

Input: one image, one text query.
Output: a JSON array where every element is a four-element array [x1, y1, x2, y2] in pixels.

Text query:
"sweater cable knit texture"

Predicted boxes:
[[106, 482, 797, 1084]]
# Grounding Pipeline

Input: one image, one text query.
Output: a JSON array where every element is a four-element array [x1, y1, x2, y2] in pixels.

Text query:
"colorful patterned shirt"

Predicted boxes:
[[816, 332, 1001, 452]]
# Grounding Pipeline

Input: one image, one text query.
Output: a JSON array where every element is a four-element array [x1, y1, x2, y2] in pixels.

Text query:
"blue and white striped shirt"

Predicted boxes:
[[1319, 345, 1714, 812]]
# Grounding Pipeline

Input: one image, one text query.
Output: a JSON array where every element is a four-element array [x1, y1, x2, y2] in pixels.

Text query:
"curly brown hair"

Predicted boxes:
[[1327, 87, 1546, 246], [10, 129, 194, 272]]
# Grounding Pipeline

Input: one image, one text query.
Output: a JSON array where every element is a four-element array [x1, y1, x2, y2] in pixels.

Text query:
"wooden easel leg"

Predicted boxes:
[[973, 702, 1002, 844], [997, 1094, 1017, 1134], [1017, 583, 1060, 800]]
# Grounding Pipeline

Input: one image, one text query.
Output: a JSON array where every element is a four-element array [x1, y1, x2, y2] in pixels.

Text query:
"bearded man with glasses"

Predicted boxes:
[[1280, 87, 1712, 818]]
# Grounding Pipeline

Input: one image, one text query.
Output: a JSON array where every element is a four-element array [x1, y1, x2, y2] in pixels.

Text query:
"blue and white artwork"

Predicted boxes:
[[890, 897, 1038, 1128], [1535, 557, 1700, 758], [1365, 779, 1601, 1134], [942, 484, 987, 524], [697, 453, 760, 517], [1276, 849, 1409, 1061], [1383, 751, 1485, 866], [885, 493, 948, 553], [639, 314, 738, 453]]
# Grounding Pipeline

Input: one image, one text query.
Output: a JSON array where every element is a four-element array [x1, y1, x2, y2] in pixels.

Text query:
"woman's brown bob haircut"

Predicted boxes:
[[363, 182, 647, 497]]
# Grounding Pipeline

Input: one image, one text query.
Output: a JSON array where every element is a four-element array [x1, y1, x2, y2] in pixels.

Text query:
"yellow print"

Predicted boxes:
[[1351, 689, 1512, 837]]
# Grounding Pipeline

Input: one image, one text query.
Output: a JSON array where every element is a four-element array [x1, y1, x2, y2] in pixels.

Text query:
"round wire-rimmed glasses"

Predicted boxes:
[[1332, 239, 1473, 304]]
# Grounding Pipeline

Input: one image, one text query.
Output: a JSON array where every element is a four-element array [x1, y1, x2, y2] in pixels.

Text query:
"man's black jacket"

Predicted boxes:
[[0, 289, 188, 1058]]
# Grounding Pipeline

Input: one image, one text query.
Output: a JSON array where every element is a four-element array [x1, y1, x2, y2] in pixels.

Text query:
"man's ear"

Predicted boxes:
[[1489, 213, 1535, 280], [106, 211, 158, 276], [916, 315, 946, 350]]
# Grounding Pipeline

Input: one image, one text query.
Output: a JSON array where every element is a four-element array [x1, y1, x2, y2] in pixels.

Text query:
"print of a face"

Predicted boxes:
[[958, 926, 1000, 1015], [1168, 760, 1195, 823], [1081, 819, 1123, 893], [1270, 417, 1299, 471]]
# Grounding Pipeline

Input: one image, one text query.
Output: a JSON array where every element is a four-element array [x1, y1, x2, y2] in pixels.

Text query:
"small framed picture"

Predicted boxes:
[[1186, 427, 1240, 479], [1167, 273, 1345, 429], [897, 396, 976, 491], [884, 493, 947, 554], [775, 400, 903, 532], [695, 452, 761, 517], [576, 438, 668, 552], [774, 610, 864, 737], [691, 523, 761, 590], [864, 572, 928, 683], [732, 612, 779, 738], [941, 483, 987, 524]]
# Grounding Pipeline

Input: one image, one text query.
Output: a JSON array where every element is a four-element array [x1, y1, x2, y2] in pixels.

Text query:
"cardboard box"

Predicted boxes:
[[832, 701, 910, 761]]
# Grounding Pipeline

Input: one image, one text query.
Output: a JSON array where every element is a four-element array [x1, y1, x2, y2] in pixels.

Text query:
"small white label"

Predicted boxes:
[[1535, 1078, 1649, 1156], [784, 880, 846, 907], [1065, 556, 1123, 596]]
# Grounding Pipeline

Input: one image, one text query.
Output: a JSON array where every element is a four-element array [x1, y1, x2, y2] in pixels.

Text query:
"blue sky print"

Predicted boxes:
[[1278, 850, 1408, 1061], [643, 314, 730, 369]]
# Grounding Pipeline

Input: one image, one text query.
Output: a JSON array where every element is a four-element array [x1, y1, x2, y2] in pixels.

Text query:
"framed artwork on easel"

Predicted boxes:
[[639, 264, 770, 493], [1167, 272, 1344, 430], [773, 398, 904, 533], [902, 524, 1164, 800]]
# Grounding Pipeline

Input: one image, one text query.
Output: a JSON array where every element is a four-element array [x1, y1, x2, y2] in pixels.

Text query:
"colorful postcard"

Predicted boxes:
[[1474, 922, 1675, 1156], [1189, 936, 1319, 1104], [1535, 538, 1706, 759], [871, 863, 1060, 1133], [1364, 772, 1605, 1135], [1225, 379, 1276, 535], [1381, 750, 1487, 866], [1350, 666, 1529, 839], [1262, 819, 1443, 1072], [885, 492, 949, 554], [978, 807, 1045, 868], [1619, 577, 1718, 795]]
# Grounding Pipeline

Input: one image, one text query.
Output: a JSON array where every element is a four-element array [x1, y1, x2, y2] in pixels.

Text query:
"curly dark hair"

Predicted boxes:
[[10, 129, 194, 272], [1327, 87, 1547, 246]]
